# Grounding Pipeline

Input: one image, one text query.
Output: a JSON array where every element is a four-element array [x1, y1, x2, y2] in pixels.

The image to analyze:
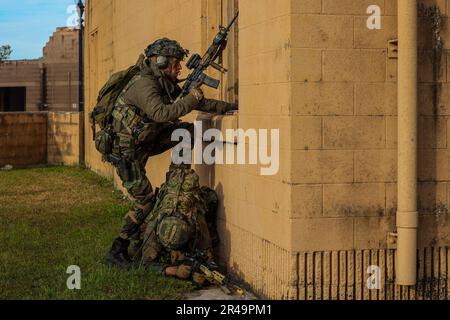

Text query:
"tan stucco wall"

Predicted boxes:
[[84, 0, 450, 299]]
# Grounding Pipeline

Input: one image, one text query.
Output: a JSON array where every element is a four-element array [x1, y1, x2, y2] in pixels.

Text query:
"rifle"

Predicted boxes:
[[176, 11, 239, 100], [184, 250, 245, 296]]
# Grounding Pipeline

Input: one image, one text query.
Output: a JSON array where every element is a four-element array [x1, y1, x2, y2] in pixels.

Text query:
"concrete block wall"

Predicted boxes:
[[43, 28, 79, 62], [0, 61, 42, 111], [47, 112, 81, 166], [43, 28, 80, 112], [213, 0, 296, 299], [291, 0, 450, 299], [0, 112, 80, 167], [291, 0, 450, 249], [0, 113, 47, 166]]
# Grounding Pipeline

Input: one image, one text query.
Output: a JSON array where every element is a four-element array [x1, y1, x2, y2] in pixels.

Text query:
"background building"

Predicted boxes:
[[83, 0, 450, 299], [0, 27, 79, 112]]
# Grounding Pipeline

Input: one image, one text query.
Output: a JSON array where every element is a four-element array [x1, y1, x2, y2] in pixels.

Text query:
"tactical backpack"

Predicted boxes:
[[90, 56, 144, 156], [140, 165, 219, 262]]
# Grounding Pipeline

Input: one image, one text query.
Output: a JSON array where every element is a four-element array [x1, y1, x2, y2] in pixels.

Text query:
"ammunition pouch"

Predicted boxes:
[[95, 127, 114, 156], [116, 132, 137, 160], [92, 105, 112, 129], [94, 123, 134, 183], [112, 105, 163, 147], [132, 120, 163, 145], [90, 111, 97, 141], [105, 153, 131, 181]]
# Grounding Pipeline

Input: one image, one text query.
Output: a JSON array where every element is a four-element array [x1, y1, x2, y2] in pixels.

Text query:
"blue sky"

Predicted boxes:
[[0, 0, 80, 60]]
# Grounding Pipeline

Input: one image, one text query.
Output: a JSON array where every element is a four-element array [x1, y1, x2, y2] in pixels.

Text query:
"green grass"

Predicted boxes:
[[0, 166, 194, 300]]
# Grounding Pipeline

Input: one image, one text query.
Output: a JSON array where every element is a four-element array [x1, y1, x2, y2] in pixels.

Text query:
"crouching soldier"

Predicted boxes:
[[133, 163, 220, 286]]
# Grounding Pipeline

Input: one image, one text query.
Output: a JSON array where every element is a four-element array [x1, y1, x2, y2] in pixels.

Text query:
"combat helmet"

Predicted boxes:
[[145, 38, 189, 61]]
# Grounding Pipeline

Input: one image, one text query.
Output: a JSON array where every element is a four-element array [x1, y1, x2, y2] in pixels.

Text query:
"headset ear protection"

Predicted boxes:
[[156, 55, 169, 69]]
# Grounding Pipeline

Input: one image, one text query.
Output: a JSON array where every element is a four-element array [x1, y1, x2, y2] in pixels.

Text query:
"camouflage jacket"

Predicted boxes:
[[110, 57, 236, 147], [115, 57, 233, 123]]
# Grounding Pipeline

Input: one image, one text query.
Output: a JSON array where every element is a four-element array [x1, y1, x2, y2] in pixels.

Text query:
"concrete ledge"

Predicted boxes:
[[197, 113, 239, 144]]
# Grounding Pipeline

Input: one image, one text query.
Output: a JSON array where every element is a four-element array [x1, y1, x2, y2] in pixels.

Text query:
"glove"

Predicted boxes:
[[170, 250, 186, 264], [225, 103, 238, 114], [175, 264, 193, 279], [189, 86, 204, 102]]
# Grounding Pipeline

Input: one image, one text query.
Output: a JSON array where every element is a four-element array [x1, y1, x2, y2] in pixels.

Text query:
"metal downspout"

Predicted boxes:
[[396, 0, 418, 286]]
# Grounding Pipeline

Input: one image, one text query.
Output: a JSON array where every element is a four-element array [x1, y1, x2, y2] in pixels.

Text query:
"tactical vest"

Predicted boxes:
[[92, 56, 144, 158], [93, 57, 168, 161]]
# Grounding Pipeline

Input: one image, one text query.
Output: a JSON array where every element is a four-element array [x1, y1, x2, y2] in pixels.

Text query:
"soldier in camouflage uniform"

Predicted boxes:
[[131, 163, 220, 285], [105, 38, 237, 268]]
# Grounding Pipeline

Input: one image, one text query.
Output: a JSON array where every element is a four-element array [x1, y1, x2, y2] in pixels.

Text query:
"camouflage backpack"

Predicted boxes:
[[140, 164, 218, 262], [90, 55, 144, 155]]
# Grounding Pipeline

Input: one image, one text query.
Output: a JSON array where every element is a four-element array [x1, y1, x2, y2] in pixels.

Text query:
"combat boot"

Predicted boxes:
[[105, 237, 133, 268]]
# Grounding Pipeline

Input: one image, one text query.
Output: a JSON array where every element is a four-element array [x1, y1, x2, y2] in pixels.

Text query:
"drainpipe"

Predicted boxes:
[[39, 63, 47, 111], [396, 0, 418, 286], [77, 0, 85, 166]]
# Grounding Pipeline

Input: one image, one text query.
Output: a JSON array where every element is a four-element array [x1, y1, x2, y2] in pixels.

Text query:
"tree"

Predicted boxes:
[[0, 45, 12, 62]]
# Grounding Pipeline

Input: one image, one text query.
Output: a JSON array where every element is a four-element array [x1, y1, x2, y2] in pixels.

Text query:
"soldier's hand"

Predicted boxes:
[[190, 86, 204, 102], [227, 103, 238, 111], [162, 266, 179, 277], [162, 264, 192, 279], [225, 103, 238, 115]]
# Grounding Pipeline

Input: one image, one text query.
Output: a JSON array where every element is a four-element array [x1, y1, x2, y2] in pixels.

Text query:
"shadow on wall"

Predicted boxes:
[[213, 181, 256, 296], [416, 4, 448, 248], [214, 181, 228, 266]]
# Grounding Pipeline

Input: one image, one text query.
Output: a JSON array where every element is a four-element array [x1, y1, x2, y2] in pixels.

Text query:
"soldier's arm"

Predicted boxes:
[[195, 99, 238, 114], [130, 77, 200, 123]]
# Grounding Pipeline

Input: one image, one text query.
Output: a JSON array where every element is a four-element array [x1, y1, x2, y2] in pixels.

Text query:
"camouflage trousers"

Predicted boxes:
[[113, 122, 194, 241]]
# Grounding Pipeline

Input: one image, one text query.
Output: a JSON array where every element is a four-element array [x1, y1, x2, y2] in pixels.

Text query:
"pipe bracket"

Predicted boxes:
[[388, 39, 398, 59], [396, 211, 419, 228], [387, 232, 398, 249]]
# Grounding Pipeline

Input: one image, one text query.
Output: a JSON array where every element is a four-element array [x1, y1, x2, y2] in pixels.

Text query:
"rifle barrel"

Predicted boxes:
[[225, 11, 239, 32]]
